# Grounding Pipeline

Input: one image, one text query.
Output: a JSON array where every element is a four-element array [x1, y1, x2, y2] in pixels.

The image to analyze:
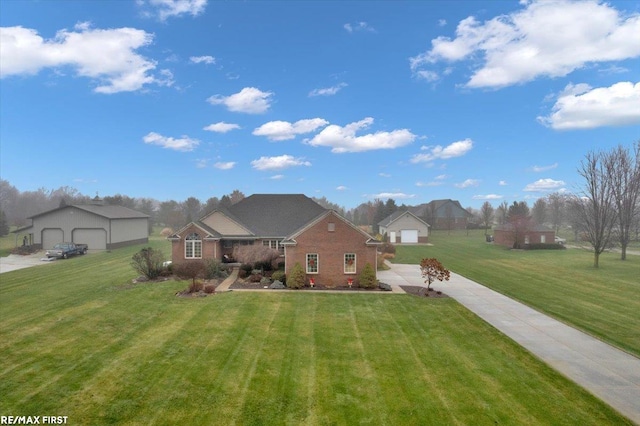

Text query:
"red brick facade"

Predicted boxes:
[[284, 212, 379, 288]]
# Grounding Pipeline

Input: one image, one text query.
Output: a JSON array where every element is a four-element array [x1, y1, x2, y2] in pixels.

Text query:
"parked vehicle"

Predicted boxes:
[[46, 242, 88, 259], [554, 236, 566, 245]]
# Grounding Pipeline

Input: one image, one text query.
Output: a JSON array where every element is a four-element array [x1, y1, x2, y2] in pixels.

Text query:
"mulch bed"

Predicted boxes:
[[400, 286, 449, 298], [230, 278, 387, 291]]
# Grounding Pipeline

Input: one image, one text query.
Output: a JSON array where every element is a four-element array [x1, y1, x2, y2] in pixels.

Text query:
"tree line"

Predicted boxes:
[[1, 142, 637, 268]]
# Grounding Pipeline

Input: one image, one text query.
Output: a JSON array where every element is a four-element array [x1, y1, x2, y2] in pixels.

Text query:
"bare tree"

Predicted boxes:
[[532, 198, 547, 225], [507, 201, 531, 249], [546, 192, 567, 233], [603, 143, 640, 261], [480, 201, 494, 235], [575, 151, 617, 268], [496, 201, 509, 225]]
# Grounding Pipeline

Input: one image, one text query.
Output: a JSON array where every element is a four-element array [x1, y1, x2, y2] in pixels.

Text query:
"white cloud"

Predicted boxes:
[[411, 138, 473, 163], [336, 185, 348, 191], [454, 179, 480, 188], [309, 83, 347, 97], [203, 122, 240, 133], [139, 0, 207, 21], [190, 55, 215, 64], [270, 174, 285, 180], [372, 192, 416, 200], [207, 87, 273, 114], [143, 132, 199, 152], [344, 22, 375, 33], [538, 81, 640, 129], [416, 181, 444, 187], [499, 180, 508, 186], [214, 161, 236, 170], [410, 1, 640, 88], [523, 178, 566, 192], [253, 118, 329, 141], [251, 155, 311, 171], [379, 173, 392, 178], [306, 117, 416, 153], [531, 162, 558, 172], [0, 24, 161, 93], [473, 194, 503, 200], [195, 158, 208, 168]]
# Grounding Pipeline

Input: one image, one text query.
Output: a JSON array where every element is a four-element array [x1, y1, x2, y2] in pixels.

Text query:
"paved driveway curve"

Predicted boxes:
[[378, 263, 640, 424]]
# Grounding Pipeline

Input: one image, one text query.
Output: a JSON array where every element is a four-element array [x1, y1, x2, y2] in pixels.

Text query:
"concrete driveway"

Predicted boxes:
[[378, 263, 640, 424], [0, 252, 55, 274]]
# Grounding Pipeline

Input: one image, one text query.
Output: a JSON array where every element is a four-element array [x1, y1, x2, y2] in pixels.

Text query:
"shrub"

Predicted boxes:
[[203, 284, 216, 294], [189, 281, 204, 293], [234, 245, 281, 269], [249, 273, 263, 283], [131, 247, 165, 280], [160, 227, 173, 237], [173, 261, 206, 289], [287, 262, 306, 289], [380, 242, 396, 254], [271, 270, 286, 284], [359, 263, 377, 289], [240, 263, 254, 276], [260, 276, 271, 285], [204, 259, 228, 279]]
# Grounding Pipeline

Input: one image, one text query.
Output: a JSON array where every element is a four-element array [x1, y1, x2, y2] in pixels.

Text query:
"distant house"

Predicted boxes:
[[14, 199, 149, 250], [494, 223, 556, 248], [378, 210, 430, 244], [411, 199, 472, 230], [169, 194, 381, 287]]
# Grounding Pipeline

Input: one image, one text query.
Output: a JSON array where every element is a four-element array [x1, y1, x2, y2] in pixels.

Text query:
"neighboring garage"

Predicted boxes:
[[378, 210, 430, 244], [14, 199, 149, 251]]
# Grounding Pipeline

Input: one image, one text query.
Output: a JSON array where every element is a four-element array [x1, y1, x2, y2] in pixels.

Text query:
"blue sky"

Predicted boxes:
[[1, 0, 639, 210]]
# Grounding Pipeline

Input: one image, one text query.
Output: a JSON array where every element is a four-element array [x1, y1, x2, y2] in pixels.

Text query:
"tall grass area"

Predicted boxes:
[[393, 230, 640, 357], [0, 240, 632, 424]]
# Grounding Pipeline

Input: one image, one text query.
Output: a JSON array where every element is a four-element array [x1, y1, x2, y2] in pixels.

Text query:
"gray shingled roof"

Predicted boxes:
[[224, 194, 327, 237]]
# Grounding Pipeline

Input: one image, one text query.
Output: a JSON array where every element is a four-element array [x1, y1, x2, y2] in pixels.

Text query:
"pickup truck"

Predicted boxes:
[[46, 242, 88, 259]]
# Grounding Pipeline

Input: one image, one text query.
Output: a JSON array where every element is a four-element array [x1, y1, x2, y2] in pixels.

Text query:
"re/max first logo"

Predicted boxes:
[[1, 417, 68, 424]]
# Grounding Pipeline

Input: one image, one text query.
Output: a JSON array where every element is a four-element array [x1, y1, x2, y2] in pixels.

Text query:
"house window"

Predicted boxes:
[[185, 233, 202, 259], [540, 235, 546, 243], [263, 239, 284, 255], [344, 253, 356, 274], [524, 235, 530, 245], [306, 253, 318, 274], [328, 222, 335, 232]]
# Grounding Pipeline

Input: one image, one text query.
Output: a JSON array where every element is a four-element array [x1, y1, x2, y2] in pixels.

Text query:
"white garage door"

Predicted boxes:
[[42, 229, 64, 249], [401, 230, 418, 243], [73, 229, 107, 250]]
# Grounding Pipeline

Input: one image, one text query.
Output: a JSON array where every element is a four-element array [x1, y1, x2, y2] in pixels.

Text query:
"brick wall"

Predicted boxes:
[[285, 212, 378, 288], [171, 224, 220, 263]]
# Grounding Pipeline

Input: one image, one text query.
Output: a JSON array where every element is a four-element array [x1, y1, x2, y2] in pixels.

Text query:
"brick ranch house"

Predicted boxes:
[[169, 194, 381, 287], [493, 223, 556, 248]]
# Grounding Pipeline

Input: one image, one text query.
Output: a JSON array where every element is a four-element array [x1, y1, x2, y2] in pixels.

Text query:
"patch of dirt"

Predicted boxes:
[[400, 286, 449, 298]]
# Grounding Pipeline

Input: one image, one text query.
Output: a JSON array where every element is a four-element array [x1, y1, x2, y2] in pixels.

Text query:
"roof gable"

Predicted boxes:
[[284, 210, 381, 245], [378, 210, 429, 227]]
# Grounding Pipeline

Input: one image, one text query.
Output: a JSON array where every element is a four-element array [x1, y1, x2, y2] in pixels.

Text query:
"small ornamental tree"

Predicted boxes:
[[131, 247, 165, 280], [419, 258, 450, 292], [174, 261, 206, 292], [234, 245, 281, 270], [287, 262, 306, 289], [359, 262, 377, 289]]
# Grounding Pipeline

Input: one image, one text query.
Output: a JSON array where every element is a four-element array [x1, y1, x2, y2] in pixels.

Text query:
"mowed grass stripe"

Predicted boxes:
[[1, 240, 634, 424], [393, 230, 640, 356]]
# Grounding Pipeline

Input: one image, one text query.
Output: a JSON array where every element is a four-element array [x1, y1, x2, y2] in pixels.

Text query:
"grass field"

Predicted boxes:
[[392, 230, 640, 357], [0, 239, 633, 424]]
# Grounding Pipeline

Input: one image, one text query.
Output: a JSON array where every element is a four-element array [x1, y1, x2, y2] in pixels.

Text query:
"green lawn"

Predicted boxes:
[[393, 230, 640, 357], [0, 240, 632, 424]]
